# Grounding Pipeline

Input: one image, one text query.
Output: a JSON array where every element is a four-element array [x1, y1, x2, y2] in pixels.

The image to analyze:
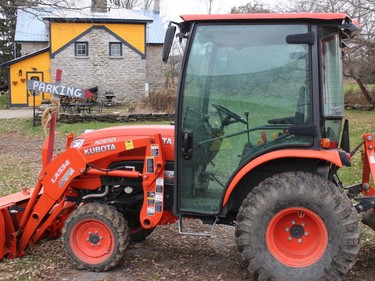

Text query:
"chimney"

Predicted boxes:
[[91, 0, 107, 13], [153, 0, 160, 13]]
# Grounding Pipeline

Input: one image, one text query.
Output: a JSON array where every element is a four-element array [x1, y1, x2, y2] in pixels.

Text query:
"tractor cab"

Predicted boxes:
[[163, 14, 359, 216]]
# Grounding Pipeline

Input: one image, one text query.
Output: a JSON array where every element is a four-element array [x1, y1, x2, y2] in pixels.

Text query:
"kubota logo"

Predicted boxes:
[[162, 137, 172, 145], [84, 144, 117, 155]]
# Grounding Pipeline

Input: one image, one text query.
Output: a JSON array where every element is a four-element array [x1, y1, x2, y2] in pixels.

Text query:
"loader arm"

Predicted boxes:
[[361, 133, 375, 197], [0, 116, 168, 259], [354, 133, 375, 211]]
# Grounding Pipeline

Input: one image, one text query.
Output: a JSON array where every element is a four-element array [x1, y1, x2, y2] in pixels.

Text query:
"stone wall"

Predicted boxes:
[[345, 104, 375, 110], [36, 112, 174, 124], [21, 42, 48, 55], [51, 28, 147, 104], [146, 45, 164, 90]]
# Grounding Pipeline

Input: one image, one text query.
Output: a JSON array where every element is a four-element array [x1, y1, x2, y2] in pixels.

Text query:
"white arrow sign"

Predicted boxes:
[[26, 80, 89, 99]]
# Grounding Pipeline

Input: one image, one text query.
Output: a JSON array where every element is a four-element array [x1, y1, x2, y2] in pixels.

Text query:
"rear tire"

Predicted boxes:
[[62, 203, 129, 271], [235, 172, 360, 281]]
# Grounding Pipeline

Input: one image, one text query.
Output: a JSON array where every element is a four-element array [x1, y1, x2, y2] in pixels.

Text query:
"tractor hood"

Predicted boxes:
[[72, 124, 175, 161]]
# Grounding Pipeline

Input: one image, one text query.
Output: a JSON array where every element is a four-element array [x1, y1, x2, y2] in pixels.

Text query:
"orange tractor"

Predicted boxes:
[[1, 13, 374, 280]]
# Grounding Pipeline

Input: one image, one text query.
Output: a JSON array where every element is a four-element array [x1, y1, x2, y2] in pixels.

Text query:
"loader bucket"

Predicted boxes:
[[0, 112, 58, 259], [0, 188, 37, 259]]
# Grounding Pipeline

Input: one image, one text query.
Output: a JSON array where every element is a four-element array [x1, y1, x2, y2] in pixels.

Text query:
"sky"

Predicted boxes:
[[160, 0, 280, 22], [44, 0, 283, 23]]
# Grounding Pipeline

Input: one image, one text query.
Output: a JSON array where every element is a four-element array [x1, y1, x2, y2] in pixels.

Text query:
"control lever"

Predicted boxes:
[[244, 112, 250, 142]]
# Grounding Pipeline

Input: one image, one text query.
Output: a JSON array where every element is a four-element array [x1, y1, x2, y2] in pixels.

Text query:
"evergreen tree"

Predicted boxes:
[[0, 1, 26, 91]]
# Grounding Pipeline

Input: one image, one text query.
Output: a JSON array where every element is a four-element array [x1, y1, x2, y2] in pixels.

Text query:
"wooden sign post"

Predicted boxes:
[[27, 70, 93, 126]]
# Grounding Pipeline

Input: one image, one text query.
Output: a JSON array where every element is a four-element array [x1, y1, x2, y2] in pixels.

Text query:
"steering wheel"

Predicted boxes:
[[212, 103, 247, 128]]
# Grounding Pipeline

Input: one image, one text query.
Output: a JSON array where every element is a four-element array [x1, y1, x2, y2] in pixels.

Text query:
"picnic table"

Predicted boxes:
[[61, 102, 93, 114]]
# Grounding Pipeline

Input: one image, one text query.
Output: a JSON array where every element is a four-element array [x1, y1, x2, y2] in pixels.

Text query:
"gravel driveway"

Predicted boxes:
[[0, 108, 34, 119]]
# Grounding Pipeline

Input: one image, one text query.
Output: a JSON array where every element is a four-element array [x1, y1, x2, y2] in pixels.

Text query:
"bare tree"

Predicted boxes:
[[207, 0, 214, 14], [109, 0, 154, 10], [0, 0, 36, 89], [164, 39, 184, 88], [109, 0, 140, 9], [231, 0, 271, 13], [143, 0, 153, 10]]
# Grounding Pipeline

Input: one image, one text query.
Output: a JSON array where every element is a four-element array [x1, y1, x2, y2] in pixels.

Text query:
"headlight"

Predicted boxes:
[[70, 138, 84, 148]]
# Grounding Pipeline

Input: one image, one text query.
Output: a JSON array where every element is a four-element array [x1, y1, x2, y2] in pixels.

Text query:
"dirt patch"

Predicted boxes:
[[0, 128, 375, 281]]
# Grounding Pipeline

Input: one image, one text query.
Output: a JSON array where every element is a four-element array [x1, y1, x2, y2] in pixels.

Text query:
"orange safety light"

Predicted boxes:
[[320, 138, 331, 149]]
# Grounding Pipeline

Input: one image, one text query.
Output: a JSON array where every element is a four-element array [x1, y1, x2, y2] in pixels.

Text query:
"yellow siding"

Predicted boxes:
[[51, 23, 91, 53], [106, 24, 145, 54], [9, 51, 51, 106], [51, 22, 145, 54]]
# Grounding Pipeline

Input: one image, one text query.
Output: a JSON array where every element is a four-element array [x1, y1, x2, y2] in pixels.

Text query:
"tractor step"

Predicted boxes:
[[178, 215, 218, 237]]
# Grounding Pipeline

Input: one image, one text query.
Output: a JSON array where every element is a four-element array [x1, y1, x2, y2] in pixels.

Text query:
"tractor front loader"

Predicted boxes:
[[1, 12, 375, 281], [0, 113, 178, 270]]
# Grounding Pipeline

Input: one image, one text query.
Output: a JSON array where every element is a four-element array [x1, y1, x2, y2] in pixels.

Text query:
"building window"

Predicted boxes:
[[109, 42, 122, 57], [75, 42, 88, 56]]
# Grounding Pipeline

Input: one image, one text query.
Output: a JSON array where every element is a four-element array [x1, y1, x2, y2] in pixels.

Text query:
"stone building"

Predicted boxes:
[[1, 0, 165, 107]]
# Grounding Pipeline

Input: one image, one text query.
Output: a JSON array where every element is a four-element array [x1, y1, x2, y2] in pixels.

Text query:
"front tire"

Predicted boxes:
[[62, 203, 130, 271], [235, 172, 360, 281]]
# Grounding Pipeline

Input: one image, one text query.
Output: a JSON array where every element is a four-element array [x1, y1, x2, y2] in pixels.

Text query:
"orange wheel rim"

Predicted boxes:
[[266, 207, 328, 267], [70, 219, 115, 264]]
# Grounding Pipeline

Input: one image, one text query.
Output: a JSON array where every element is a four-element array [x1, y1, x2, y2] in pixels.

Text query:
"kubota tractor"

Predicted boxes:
[[1, 13, 374, 281]]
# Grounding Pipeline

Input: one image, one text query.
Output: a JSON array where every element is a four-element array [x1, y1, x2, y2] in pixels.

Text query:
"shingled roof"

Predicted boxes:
[[15, 7, 164, 44]]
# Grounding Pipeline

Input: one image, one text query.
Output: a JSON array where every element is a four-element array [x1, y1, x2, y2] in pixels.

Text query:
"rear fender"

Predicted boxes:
[[222, 149, 344, 206]]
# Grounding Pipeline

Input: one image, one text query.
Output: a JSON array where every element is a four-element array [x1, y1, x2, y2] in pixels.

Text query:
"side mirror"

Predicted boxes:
[[286, 32, 315, 45], [162, 25, 176, 63]]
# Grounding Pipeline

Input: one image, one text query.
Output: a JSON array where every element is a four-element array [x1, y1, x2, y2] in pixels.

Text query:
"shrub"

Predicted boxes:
[[146, 88, 176, 113], [345, 87, 375, 105], [0, 91, 9, 108]]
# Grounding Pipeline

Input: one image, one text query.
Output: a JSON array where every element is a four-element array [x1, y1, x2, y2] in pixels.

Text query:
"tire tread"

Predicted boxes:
[[62, 203, 130, 271], [235, 172, 360, 281]]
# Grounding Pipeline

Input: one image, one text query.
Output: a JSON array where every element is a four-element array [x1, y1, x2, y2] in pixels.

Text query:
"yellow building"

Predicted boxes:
[[1, 4, 164, 107], [2, 48, 51, 106]]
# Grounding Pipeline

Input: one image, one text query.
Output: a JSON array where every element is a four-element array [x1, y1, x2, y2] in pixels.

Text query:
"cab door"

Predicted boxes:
[[26, 72, 45, 106], [175, 23, 313, 216], [175, 25, 249, 215]]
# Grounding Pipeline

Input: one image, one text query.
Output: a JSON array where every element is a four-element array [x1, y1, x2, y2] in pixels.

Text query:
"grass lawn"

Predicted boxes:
[[0, 109, 373, 194], [0, 119, 169, 196], [338, 110, 375, 186], [0, 118, 168, 137], [344, 82, 375, 93], [0, 111, 374, 281], [344, 82, 375, 105], [0, 94, 9, 108]]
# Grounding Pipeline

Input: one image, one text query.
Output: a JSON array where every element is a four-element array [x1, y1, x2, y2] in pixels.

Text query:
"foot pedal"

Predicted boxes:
[[178, 215, 218, 237]]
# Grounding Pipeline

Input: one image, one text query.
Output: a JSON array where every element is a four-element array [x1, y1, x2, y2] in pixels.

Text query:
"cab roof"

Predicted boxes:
[[180, 13, 349, 22]]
